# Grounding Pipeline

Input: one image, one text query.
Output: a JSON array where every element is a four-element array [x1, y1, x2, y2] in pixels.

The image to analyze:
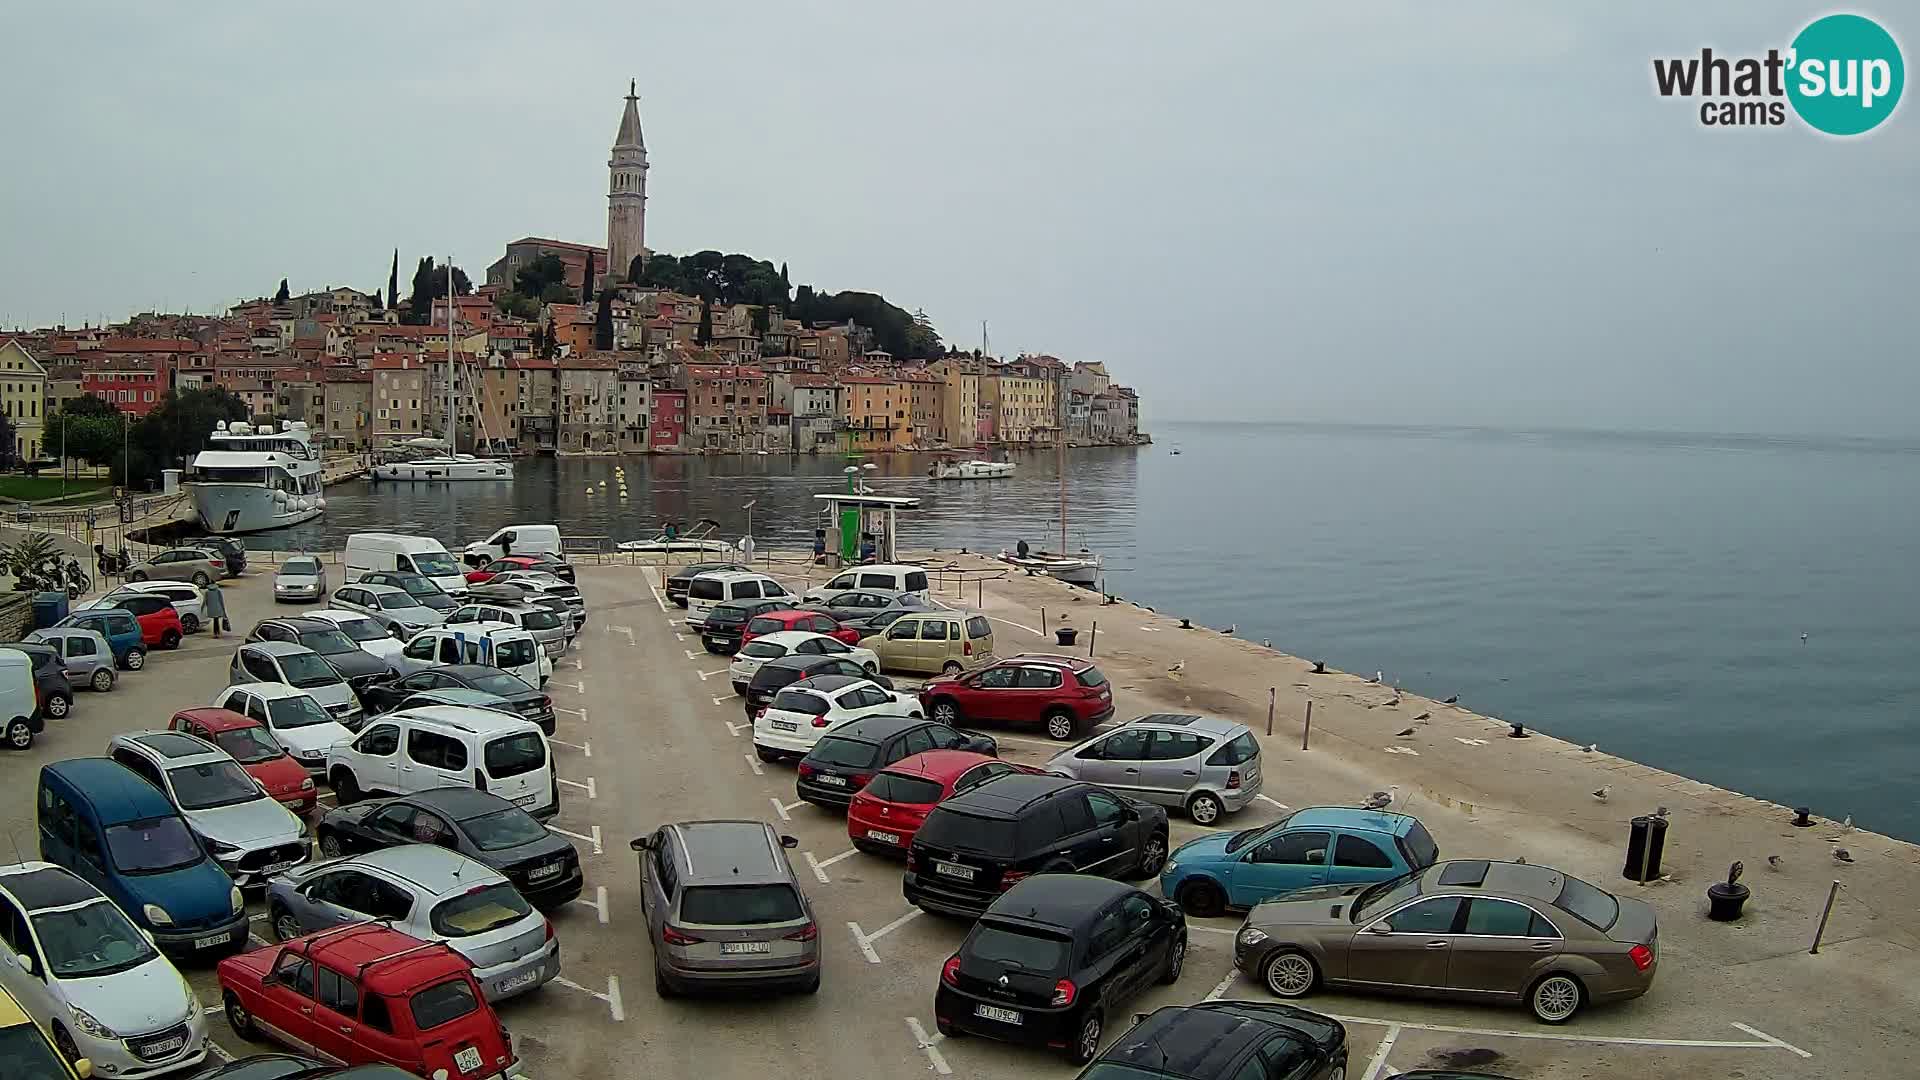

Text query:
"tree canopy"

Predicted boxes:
[[635, 251, 790, 309], [793, 287, 940, 358], [404, 257, 473, 324]]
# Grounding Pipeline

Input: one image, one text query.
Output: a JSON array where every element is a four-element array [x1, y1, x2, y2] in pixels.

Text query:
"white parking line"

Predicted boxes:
[[849, 922, 882, 964], [551, 974, 625, 1022], [804, 852, 831, 883], [206, 1040, 235, 1062], [684, 649, 703, 661], [848, 908, 925, 964], [546, 824, 604, 855], [1730, 1022, 1813, 1058], [1204, 971, 1239, 1001], [726, 720, 749, 737], [905, 1017, 953, 1076], [1322, 1012, 1813, 1057], [609, 624, 634, 643], [553, 705, 588, 719], [713, 694, 740, 705], [696, 668, 730, 681], [770, 796, 791, 821], [1256, 794, 1289, 810], [557, 776, 597, 799], [992, 733, 1071, 750], [556, 658, 582, 670], [1360, 1023, 1401, 1080], [744, 753, 764, 776], [559, 679, 585, 693], [1188, 924, 1238, 936], [572, 885, 609, 925], [803, 848, 858, 883], [550, 738, 592, 757], [644, 578, 668, 612]]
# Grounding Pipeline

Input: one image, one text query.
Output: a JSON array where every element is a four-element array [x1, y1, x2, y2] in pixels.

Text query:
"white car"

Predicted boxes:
[[729, 630, 879, 690], [0, 862, 212, 1076], [212, 682, 357, 770], [751, 673, 921, 762], [301, 607, 406, 666], [96, 581, 207, 632]]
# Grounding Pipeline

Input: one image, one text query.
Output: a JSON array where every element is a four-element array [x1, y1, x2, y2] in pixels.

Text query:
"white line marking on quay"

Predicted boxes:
[[744, 753, 764, 776], [697, 668, 730, 681], [713, 694, 739, 705], [726, 720, 749, 737], [905, 1017, 953, 1076], [1319, 1012, 1812, 1057], [556, 658, 582, 670], [1204, 972, 1239, 1001], [1188, 924, 1238, 936], [573, 885, 610, 924], [644, 578, 669, 612], [1729, 1023, 1813, 1058], [547, 824, 604, 854], [1360, 1024, 1402, 1080], [1384, 746, 1420, 756], [608, 625, 634, 643], [848, 908, 925, 964], [684, 649, 703, 661], [1455, 737, 1489, 746], [551, 974, 624, 1022], [769, 797, 806, 821], [550, 738, 592, 756], [553, 705, 587, 719], [557, 776, 597, 798], [804, 848, 858, 883], [1256, 794, 1289, 810], [206, 1040, 235, 1063]]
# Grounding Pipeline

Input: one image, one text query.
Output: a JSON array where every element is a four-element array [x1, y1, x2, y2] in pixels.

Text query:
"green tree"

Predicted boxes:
[[696, 298, 713, 345], [117, 387, 249, 487], [593, 293, 614, 351], [62, 394, 119, 418], [581, 252, 596, 305], [541, 314, 559, 359], [0, 412, 16, 470], [628, 253, 646, 284], [514, 254, 571, 301], [387, 248, 399, 310], [405, 257, 474, 324], [495, 292, 540, 321], [274, 278, 290, 303], [538, 282, 575, 304]]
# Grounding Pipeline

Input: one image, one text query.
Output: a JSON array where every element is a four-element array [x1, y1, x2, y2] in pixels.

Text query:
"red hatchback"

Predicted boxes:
[[464, 554, 546, 585], [111, 592, 186, 649], [741, 608, 862, 647], [219, 924, 520, 1080], [170, 707, 318, 815], [847, 750, 1045, 854], [918, 654, 1114, 742]]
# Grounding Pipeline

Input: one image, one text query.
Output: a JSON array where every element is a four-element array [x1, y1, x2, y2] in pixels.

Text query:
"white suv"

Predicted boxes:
[[213, 682, 358, 768], [325, 705, 558, 818], [751, 673, 920, 762], [685, 571, 796, 631]]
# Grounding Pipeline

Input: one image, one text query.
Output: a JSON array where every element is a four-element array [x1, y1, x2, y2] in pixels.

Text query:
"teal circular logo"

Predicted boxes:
[[1787, 14, 1904, 135]]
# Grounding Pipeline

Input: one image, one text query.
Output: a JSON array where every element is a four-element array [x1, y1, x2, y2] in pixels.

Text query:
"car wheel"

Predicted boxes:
[[942, 661, 963, 675], [1176, 879, 1227, 918], [90, 668, 114, 692], [192, 571, 212, 587], [1528, 973, 1585, 1024], [161, 630, 182, 649], [4, 719, 33, 750], [1068, 1008, 1104, 1066], [1043, 709, 1078, 741], [864, 661, 878, 675], [224, 992, 259, 1042], [1159, 933, 1187, 985], [1130, 833, 1168, 879], [46, 692, 71, 719], [801, 974, 821, 995], [930, 699, 960, 724], [755, 747, 781, 763], [318, 829, 345, 858], [128, 570, 147, 582], [332, 770, 361, 804], [181, 613, 200, 633], [1262, 949, 1319, 998], [655, 967, 677, 998], [270, 902, 301, 943], [124, 648, 146, 670], [1186, 791, 1223, 824], [51, 1022, 82, 1063]]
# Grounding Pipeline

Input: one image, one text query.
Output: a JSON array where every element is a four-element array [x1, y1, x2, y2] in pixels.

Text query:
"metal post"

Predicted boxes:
[[1266, 687, 1275, 736], [1809, 880, 1842, 954], [1635, 820, 1654, 885], [1040, 608, 1047, 636], [1087, 621, 1097, 657], [1301, 700, 1313, 750], [977, 578, 983, 608]]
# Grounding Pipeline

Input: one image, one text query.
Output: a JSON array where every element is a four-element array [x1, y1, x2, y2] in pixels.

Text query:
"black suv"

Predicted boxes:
[[745, 653, 892, 717], [358, 663, 554, 731], [666, 562, 748, 607], [795, 715, 996, 809], [936, 875, 1186, 1064], [700, 599, 793, 655], [1068, 1002, 1350, 1079], [904, 774, 1170, 918]]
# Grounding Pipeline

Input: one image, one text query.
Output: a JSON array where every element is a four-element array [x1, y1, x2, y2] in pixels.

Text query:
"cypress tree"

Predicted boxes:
[[274, 278, 289, 303], [594, 293, 614, 351], [582, 251, 596, 304], [696, 298, 713, 345], [387, 249, 399, 309]]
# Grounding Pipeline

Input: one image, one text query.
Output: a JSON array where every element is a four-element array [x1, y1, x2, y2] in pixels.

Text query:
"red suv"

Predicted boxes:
[[918, 654, 1114, 741], [219, 924, 519, 1079], [740, 609, 862, 647], [109, 592, 186, 649], [171, 707, 318, 815], [848, 750, 1044, 854]]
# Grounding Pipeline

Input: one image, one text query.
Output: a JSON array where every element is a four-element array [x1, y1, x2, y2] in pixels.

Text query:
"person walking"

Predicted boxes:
[[203, 578, 228, 638]]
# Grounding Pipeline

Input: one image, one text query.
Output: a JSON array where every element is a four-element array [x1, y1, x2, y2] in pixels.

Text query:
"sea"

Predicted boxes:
[[258, 421, 1920, 841]]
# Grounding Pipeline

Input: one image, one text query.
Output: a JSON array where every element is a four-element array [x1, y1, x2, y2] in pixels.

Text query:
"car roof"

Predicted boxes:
[[404, 787, 516, 821], [404, 689, 511, 708], [763, 653, 853, 672], [828, 714, 929, 742], [1104, 1003, 1337, 1079], [1284, 806, 1421, 837], [469, 599, 542, 614], [1128, 712, 1246, 736], [289, 923, 469, 991], [120, 730, 224, 763], [937, 773, 1078, 818], [1000, 653, 1097, 672], [883, 749, 998, 783], [837, 563, 923, 574], [173, 707, 257, 732], [669, 562, 744, 577], [1417, 859, 1581, 907], [304, 608, 374, 623], [348, 845, 503, 895], [228, 681, 317, 701], [992, 874, 1135, 929], [249, 640, 314, 657], [384, 705, 542, 737], [0, 861, 102, 911], [42, 758, 176, 820], [751, 630, 837, 647], [795, 673, 867, 693], [355, 583, 410, 597], [269, 617, 338, 632], [434, 663, 520, 683], [278, 556, 323, 567], [695, 570, 775, 583], [667, 820, 790, 885]]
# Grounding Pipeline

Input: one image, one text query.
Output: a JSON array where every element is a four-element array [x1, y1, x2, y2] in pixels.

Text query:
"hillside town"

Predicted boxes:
[[0, 85, 1145, 461]]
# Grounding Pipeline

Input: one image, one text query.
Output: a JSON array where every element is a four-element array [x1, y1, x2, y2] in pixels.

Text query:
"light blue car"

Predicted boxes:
[[1160, 806, 1439, 917]]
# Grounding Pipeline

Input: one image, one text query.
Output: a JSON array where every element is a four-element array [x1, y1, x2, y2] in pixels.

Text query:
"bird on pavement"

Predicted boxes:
[[1224, 624, 1237, 634], [1262, 639, 1272, 648], [1582, 743, 1599, 753], [1362, 786, 1398, 810], [1367, 671, 1382, 684], [1442, 694, 1460, 705], [1411, 711, 1431, 723], [1654, 806, 1671, 818], [1767, 855, 1784, 871], [1168, 660, 1186, 673], [1592, 786, 1611, 802], [1395, 726, 1415, 737], [1387, 688, 1402, 706], [1833, 847, 1854, 864]]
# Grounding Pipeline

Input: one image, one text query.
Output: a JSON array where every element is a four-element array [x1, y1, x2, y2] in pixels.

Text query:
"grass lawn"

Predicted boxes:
[[0, 475, 112, 501]]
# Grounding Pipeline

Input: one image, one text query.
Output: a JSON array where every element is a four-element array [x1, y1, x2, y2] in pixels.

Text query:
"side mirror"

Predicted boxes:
[[10, 951, 32, 975], [630, 836, 654, 852], [1364, 922, 1392, 935], [779, 834, 799, 850]]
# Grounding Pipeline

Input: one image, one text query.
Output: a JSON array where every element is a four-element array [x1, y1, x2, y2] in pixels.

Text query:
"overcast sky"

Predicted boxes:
[[3, 3, 1914, 436]]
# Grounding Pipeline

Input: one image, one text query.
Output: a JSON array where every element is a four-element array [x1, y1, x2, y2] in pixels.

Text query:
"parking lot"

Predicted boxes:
[[0, 559, 1854, 1080]]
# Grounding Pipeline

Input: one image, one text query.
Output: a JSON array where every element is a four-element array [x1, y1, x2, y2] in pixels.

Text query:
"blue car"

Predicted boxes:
[[56, 608, 148, 670], [36, 758, 250, 958], [1160, 806, 1439, 916]]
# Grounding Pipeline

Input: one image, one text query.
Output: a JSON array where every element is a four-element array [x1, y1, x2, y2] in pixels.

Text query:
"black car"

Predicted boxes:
[[936, 875, 1187, 1064], [796, 715, 996, 809], [1069, 1002, 1349, 1080], [247, 617, 394, 695], [665, 561, 748, 607], [196, 1054, 330, 1079], [314, 787, 584, 907], [745, 653, 892, 717], [1, 641, 71, 719], [359, 663, 554, 731], [700, 599, 794, 655], [358, 570, 459, 612], [905, 774, 1170, 918], [180, 534, 247, 576]]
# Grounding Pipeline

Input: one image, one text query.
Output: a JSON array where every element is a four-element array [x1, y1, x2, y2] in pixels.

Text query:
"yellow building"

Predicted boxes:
[[930, 359, 981, 446], [840, 375, 905, 451], [984, 370, 1051, 445], [0, 339, 49, 462]]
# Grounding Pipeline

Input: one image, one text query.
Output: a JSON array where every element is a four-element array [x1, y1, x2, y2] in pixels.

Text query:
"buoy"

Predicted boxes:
[[585, 487, 594, 495], [316, 498, 327, 511]]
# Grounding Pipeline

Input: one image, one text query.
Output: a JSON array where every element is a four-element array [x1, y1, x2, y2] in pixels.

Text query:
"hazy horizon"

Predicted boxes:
[[2, 2, 1914, 438]]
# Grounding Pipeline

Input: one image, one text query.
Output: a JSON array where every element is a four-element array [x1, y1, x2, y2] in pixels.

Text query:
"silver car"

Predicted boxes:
[[230, 640, 363, 726], [264, 845, 560, 1002], [632, 820, 820, 996], [1046, 713, 1264, 824], [24, 626, 117, 692], [104, 730, 311, 887], [273, 556, 329, 602], [446, 599, 571, 657], [329, 582, 447, 638], [127, 545, 226, 586]]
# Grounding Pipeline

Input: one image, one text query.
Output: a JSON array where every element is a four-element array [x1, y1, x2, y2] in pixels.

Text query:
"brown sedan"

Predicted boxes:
[[1233, 859, 1657, 1023]]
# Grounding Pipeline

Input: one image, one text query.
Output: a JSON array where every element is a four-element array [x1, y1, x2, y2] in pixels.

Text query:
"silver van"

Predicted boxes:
[[25, 627, 117, 692], [631, 820, 819, 996], [1046, 713, 1263, 824], [447, 599, 572, 657]]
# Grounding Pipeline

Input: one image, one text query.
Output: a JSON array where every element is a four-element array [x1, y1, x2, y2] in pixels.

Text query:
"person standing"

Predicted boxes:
[[203, 578, 228, 638], [739, 534, 756, 567]]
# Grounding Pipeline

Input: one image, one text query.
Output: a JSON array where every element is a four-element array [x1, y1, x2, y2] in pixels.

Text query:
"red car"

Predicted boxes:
[[170, 707, 317, 815], [108, 592, 186, 649], [917, 654, 1114, 742], [219, 924, 519, 1079], [740, 608, 862, 647], [848, 750, 1045, 854], [464, 554, 546, 585]]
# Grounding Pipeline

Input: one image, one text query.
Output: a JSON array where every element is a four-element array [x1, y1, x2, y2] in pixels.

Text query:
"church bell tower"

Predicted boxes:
[[606, 80, 648, 286]]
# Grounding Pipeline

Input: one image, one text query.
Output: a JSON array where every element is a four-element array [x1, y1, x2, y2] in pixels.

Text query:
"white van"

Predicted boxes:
[[344, 533, 469, 597], [685, 571, 798, 631], [463, 523, 563, 566], [324, 705, 558, 818], [394, 622, 551, 687], [0, 648, 43, 750], [801, 563, 931, 603]]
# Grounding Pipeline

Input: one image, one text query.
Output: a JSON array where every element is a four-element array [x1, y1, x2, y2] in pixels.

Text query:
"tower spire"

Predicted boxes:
[[606, 80, 649, 286]]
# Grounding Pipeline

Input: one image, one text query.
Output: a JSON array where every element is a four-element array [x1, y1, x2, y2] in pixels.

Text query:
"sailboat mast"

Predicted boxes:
[[445, 258, 455, 452], [1058, 429, 1067, 552]]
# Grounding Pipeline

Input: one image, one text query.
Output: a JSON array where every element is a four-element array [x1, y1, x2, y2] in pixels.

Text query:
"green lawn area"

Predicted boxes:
[[0, 475, 112, 501]]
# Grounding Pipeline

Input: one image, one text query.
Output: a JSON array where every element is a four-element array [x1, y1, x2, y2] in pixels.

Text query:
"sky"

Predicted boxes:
[[2, 2, 1915, 437]]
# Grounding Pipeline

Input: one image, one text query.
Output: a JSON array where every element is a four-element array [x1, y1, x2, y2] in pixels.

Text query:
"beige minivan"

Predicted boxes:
[[863, 611, 995, 675]]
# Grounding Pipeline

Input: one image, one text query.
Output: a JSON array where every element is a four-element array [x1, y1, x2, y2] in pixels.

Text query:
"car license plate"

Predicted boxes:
[[721, 941, 772, 954], [707, 635, 728, 646], [528, 862, 560, 880], [816, 774, 847, 787], [261, 859, 298, 875], [513, 794, 537, 807], [772, 720, 797, 732], [498, 969, 541, 994], [866, 829, 900, 844], [973, 1004, 1022, 1025], [454, 1046, 485, 1074], [934, 861, 976, 881], [142, 1035, 186, 1056], [193, 931, 231, 949]]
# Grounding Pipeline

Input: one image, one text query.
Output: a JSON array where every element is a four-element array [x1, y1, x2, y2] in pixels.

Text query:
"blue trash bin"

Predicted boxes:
[[32, 591, 70, 629]]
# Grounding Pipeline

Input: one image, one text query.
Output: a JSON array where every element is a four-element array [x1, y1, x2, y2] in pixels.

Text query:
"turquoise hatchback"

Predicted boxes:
[[1161, 806, 1439, 916]]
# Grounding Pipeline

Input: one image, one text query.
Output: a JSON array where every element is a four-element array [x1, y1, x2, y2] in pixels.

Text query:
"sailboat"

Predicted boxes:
[[999, 419, 1100, 586], [373, 261, 515, 483]]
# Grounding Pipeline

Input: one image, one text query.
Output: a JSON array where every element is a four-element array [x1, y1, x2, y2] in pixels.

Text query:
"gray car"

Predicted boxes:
[[264, 844, 561, 1002], [127, 545, 227, 586], [802, 588, 932, 625], [273, 556, 329, 602], [24, 626, 117, 692], [631, 820, 819, 996], [329, 582, 448, 638], [446, 599, 572, 657], [105, 730, 311, 887], [230, 640, 364, 726], [1046, 713, 1264, 824]]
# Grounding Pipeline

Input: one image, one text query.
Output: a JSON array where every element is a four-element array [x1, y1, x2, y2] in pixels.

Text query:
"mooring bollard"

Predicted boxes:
[[1809, 880, 1843, 954], [1301, 700, 1313, 750], [1087, 621, 1097, 657], [1041, 608, 1047, 636], [1266, 687, 1276, 736]]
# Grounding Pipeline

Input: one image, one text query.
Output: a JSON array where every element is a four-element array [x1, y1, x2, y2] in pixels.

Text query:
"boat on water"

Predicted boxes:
[[928, 457, 1016, 480], [616, 518, 739, 555], [1000, 548, 1101, 587], [372, 261, 514, 484], [188, 421, 326, 534]]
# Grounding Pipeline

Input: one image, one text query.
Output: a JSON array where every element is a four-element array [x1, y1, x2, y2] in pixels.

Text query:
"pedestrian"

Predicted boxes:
[[813, 528, 827, 565], [203, 578, 228, 638], [740, 534, 756, 566], [859, 533, 877, 563]]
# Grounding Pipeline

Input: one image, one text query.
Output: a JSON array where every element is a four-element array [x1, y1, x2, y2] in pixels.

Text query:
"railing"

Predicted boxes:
[[559, 535, 612, 564]]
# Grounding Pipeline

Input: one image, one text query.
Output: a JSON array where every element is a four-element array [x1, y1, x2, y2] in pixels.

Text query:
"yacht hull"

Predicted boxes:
[[373, 458, 514, 481], [192, 485, 324, 534]]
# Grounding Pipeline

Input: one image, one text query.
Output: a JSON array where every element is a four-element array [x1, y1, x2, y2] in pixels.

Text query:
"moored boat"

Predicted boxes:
[[929, 457, 1016, 479], [188, 421, 326, 534]]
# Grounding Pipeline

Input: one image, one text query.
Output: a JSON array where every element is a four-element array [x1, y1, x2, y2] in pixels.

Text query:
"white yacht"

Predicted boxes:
[[929, 457, 1015, 479], [188, 421, 326, 534], [371, 261, 515, 484]]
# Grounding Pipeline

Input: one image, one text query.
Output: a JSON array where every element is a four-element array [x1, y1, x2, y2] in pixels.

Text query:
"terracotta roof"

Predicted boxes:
[[839, 375, 899, 385], [504, 237, 608, 257], [686, 365, 766, 380], [369, 356, 418, 370], [99, 338, 195, 353], [789, 374, 837, 388], [558, 355, 617, 370], [322, 368, 373, 383]]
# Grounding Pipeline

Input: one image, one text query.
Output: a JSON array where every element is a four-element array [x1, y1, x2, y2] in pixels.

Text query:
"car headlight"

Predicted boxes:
[[1238, 926, 1269, 947], [143, 903, 173, 926], [183, 981, 202, 1021], [1162, 860, 1179, 875], [231, 887, 246, 914], [205, 837, 240, 856], [69, 1005, 116, 1040], [300, 777, 315, 791]]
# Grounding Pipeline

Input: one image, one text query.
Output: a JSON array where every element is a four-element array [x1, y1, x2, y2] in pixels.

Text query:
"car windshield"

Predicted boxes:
[[330, 617, 387, 643], [278, 652, 342, 687], [806, 736, 878, 768], [168, 759, 264, 810], [268, 694, 334, 729], [708, 606, 749, 625], [467, 671, 533, 697], [522, 610, 563, 631], [0, 1018, 77, 1080], [393, 576, 439, 597], [874, 772, 945, 804], [1402, 821, 1440, 868], [376, 591, 426, 611], [1556, 874, 1621, 931], [967, 922, 1068, 973], [461, 807, 549, 852], [430, 883, 532, 937], [281, 558, 321, 575], [1226, 812, 1296, 854], [915, 809, 1019, 855], [770, 689, 829, 715], [740, 641, 786, 659], [296, 629, 359, 656], [1350, 871, 1424, 921], [211, 726, 283, 764], [1206, 732, 1260, 767], [105, 816, 204, 875], [31, 899, 158, 978], [746, 617, 784, 635], [1077, 1067, 1179, 1080], [678, 884, 804, 925], [411, 552, 460, 577], [484, 732, 546, 777], [1077, 667, 1109, 688]]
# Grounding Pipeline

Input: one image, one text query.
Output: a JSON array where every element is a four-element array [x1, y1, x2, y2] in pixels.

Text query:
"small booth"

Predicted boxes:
[[815, 492, 919, 567]]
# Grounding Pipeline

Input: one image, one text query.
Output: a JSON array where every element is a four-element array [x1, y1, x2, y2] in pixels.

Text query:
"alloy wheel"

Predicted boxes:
[[320, 832, 343, 857], [126, 649, 145, 670], [1045, 712, 1076, 741], [1264, 951, 1316, 997], [6, 721, 31, 749], [932, 701, 958, 724], [273, 908, 301, 942], [1166, 937, 1186, 982], [1140, 835, 1167, 875], [1075, 1013, 1103, 1064], [47, 695, 69, 719], [1532, 975, 1582, 1022], [1188, 793, 1221, 824], [91, 669, 113, 691]]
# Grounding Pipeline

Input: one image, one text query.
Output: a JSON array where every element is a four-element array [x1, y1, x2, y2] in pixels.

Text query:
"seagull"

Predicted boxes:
[[1832, 847, 1854, 864], [1442, 694, 1459, 705], [1261, 639, 1272, 648], [1395, 726, 1415, 737], [1367, 671, 1382, 684], [1582, 743, 1599, 753], [1800, 632, 1809, 644], [1592, 786, 1611, 802], [1514, 855, 1527, 865], [1167, 661, 1186, 673], [1766, 855, 1783, 871], [1654, 806, 1671, 818], [1362, 786, 1398, 810], [1387, 688, 1402, 706], [1411, 711, 1431, 723], [1223, 624, 1237, 635], [1311, 660, 1327, 674], [1840, 814, 1854, 832]]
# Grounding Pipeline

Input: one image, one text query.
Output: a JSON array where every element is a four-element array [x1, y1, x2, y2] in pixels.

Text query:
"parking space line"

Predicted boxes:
[[848, 922, 882, 963], [1320, 1011, 1815, 1055], [696, 668, 729, 680], [993, 733, 1070, 750], [1360, 1023, 1401, 1080], [726, 720, 749, 737], [905, 1017, 953, 1075], [1256, 794, 1289, 810], [1188, 924, 1238, 936], [1729, 1023, 1813, 1058], [572, 885, 610, 925], [744, 753, 764, 776], [804, 852, 831, 883], [848, 908, 924, 964], [713, 694, 740, 705], [770, 796, 791, 821], [546, 824, 604, 854], [553, 705, 588, 719], [557, 776, 597, 798], [608, 625, 634, 643], [551, 974, 625, 1022], [206, 1040, 234, 1062], [684, 649, 703, 661], [555, 658, 582, 670], [550, 738, 592, 756], [1204, 971, 1239, 1001], [803, 848, 857, 883]]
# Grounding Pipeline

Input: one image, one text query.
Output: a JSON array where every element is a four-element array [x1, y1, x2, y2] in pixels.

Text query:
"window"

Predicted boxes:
[[886, 620, 918, 640], [975, 666, 1018, 690], [369, 804, 416, 837], [1462, 898, 1540, 937], [1258, 1035, 1315, 1080], [272, 951, 315, 997], [1085, 790, 1127, 826], [409, 978, 480, 1030], [1146, 730, 1208, 760], [317, 967, 359, 1015], [732, 580, 762, 600], [357, 724, 400, 757], [484, 732, 546, 778], [769, 690, 828, 715], [1555, 874, 1621, 931], [1086, 906, 1128, 958], [111, 749, 166, 791], [1334, 834, 1396, 869], [920, 619, 952, 641], [1382, 896, 1463, 934], [905, 571, 929, 592], [679, 883, 805, 925], [966, 616, 991, 639], [1399, 820, 1440, 869], [360, 993, 394, 1034], [857, 573, 894, 589], [431, 883, 531, 936], [900, 726, 936, 757], [1254, 831, 1329, 866], [1205, 732, 1259, 767], [1084, 728, 1149, 762]]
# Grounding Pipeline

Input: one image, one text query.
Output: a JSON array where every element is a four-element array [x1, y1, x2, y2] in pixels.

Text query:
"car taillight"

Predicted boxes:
[[1051, 978, 1076, 1007], [797, 763, 815, 779], [209, 558, 225, 568], [963, 639, 972, 655], [541, 695, 552, 710], [1630, 944, 1654, 971], [941, 956, 961, 986], [756, 707, 768, 720], [473, 768, 487, 792], [849, 773, 873, 787], [1226, 769, 1242, 790], [544, 919, 555, 942], [662, 926, 705, 946], [906, 849, 919, 871], [784, 923, 818, 942], [999, 870, 1029, 892], [812, 716, 830, 728]]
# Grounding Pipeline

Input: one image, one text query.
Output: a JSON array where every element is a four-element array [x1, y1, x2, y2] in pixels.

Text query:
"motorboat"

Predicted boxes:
[[373, 454, 514, 481], [928, 457, 1015, 479], [616, 518, 739, 555], [999, 548, 1101, 588], [188, 421, 326, 534]]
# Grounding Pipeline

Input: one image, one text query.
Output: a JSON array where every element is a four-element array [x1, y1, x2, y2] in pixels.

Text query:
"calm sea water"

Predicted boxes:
[[262, 422, 1920, 840]]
